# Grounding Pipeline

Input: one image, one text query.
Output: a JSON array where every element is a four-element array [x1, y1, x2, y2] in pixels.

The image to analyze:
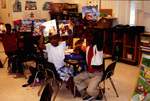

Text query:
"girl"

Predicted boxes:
[[73, 28, 104, 101]]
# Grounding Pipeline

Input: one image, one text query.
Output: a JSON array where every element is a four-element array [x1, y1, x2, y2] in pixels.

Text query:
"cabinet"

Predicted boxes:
[[99, 26, 144, 65]]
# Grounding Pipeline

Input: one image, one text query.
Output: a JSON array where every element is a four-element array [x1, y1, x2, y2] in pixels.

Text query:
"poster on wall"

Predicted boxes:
[[1, 0, 6, 9], [42, 2, 53, 11], [82, 6, 98, 22], [58, 20, 74, 36], [13, 0, 22, 12], [130, 53, 150, 101], [23, 11, 41, 20], [25, 1, 37, 10]]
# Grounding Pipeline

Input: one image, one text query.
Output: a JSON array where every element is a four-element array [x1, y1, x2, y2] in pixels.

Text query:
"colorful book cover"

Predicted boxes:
[[58, 20, 74, 36], [0, 23, 6, 33], [42, 2, 53, 10], [33, 20, 46, 36], [19, 20, 33, 32], [130, 53, 150, 101], [42, 19, 57, 37], [82, 6, 98, 21], [73, 38, 86, 54], [52, 3, 64, 12]]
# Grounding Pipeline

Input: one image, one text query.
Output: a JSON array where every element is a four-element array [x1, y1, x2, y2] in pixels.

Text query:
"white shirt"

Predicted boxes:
[[44, 41, 67, 70]]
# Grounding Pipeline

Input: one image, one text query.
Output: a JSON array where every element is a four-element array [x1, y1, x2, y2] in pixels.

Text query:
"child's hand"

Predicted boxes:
[[41, 26, 46, 33]]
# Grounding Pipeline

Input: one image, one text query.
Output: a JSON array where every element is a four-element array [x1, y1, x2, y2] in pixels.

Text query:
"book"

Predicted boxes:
[[42, 19, 57, 37], [82, 6, 98, 22], [58, 20, 74, 36], [0, 23, 6, 33], [73, 38, 86, 54], [19, 20, 33, 32], [33, 20, 46, 36]]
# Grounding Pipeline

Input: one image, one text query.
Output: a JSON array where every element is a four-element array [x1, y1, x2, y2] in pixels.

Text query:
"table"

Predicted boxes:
[[64, 53, 112, 76]]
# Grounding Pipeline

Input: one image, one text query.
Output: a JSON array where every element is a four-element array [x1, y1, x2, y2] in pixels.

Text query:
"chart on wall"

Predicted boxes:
[[130, 53, 150, 101], [13, 0, 22, 12], [42, 2, 53, 11], [25, 1, 37, 10]]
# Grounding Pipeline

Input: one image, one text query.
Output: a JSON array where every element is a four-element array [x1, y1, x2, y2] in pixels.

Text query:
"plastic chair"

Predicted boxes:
[[98, 62, 119, 101]]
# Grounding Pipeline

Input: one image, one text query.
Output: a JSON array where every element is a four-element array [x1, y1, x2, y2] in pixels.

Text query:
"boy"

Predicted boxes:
[[39, 26, 78, 95]]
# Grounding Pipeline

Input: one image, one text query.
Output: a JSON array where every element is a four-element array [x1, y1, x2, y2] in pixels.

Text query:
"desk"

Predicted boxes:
[[64, 53, 112, 76]]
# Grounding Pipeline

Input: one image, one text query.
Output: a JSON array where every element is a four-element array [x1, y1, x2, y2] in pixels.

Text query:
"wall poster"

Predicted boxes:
[[42, 2, 52, 11], [1, 0, 6, 9], [13, 0, 22, 12], [25, 1, 37, 10]]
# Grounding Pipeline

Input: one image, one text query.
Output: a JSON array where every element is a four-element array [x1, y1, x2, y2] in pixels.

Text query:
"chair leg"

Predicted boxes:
[[32, 71, 40, 89], [3, 57, 8, 68], [52, 81, 62, 101], [73, 85, 76, 98], [109, 78, 119, 97], [99, 85, 107, 101]]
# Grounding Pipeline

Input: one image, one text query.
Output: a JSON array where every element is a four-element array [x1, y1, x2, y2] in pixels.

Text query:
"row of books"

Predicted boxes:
[[141, 36, 150, 52]]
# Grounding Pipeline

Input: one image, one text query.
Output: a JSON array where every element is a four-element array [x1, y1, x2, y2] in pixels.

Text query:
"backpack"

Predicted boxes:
[[40, 83, 53, 101]]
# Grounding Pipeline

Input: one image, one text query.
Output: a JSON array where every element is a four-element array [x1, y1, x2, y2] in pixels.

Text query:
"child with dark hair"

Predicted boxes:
[[73, 28, 104, 100], [0, 23, 22, 74], [73, 24, 86, 38], [39, 26, 79, 96]]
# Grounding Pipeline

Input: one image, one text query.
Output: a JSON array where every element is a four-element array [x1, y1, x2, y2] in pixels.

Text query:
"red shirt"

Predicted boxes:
[[87, 46, 103, 72], [1, 32, 18, 53]]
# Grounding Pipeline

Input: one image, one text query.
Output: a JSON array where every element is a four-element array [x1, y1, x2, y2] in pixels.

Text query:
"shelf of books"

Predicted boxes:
[[140, 33, 150, 52]]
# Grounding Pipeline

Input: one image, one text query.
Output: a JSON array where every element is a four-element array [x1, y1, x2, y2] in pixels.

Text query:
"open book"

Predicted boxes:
[[58, 20, 74, 36], [42, 19, 57, 37], [0, 23, 6, 33]]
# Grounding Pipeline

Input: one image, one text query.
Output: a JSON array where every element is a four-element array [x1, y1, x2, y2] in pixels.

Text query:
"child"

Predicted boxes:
[[73, 28, 104, 100], [73, 24, 86, 38], [0, 24, 21, 73], [39, 26, 78, 95]]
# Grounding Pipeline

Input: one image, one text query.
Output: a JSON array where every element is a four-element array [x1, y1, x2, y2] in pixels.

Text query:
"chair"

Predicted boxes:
[[38, 67, 63, 101], [98, 61, 119, 101]]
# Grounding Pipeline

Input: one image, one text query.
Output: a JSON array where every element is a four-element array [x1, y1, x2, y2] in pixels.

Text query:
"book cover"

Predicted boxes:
[[42, 19, 57, 37], [19, 20, 33, 32], [73, 38, 86, 54], [0, 23, 6, 33], [58, 20, 74, 36], [33, 20, 46, 36], [82, 6, 98, 21]]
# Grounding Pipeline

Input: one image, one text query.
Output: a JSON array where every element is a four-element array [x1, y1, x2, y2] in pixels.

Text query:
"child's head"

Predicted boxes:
[[86, 28, 103, 49], [5, 23, 11, 34], [49, 34, 60, 46], [75, 25, 84, 36]]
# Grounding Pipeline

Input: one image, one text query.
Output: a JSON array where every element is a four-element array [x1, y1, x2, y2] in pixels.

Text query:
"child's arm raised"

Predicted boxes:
[[66, 35, 73, 46], [39, 26, 46, 50]]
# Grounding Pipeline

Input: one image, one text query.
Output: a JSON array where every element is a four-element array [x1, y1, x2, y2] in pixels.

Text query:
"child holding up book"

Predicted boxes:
[[39, 26, 80, 96]]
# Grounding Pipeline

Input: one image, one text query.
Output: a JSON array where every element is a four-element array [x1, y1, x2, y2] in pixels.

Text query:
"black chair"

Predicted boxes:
[[98, 62, 119, 101]]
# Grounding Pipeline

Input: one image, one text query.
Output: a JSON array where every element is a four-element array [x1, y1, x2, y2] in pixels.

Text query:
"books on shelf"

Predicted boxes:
[[42, 19, 57, 37], [58, 20, 74, 36]]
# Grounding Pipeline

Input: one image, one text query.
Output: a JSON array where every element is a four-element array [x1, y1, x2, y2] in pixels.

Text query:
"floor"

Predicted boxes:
[[0, 41, 140, 101]]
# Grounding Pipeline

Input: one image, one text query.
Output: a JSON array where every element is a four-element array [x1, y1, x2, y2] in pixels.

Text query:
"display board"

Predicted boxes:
[[130, 53, 150, 101]]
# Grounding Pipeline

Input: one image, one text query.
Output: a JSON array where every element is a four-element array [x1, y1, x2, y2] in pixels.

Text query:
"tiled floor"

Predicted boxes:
[[0, 41, 139, 101]]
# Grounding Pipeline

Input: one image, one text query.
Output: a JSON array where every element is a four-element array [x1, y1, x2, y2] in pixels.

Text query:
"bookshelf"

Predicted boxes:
[[138, 32, 150, 67]]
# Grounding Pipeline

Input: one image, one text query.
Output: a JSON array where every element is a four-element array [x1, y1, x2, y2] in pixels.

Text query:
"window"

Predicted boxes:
[[130, 1, 135, 26]]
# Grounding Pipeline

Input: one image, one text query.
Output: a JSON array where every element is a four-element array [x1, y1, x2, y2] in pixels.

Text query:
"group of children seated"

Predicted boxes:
[[0, 22, 104, 101]]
